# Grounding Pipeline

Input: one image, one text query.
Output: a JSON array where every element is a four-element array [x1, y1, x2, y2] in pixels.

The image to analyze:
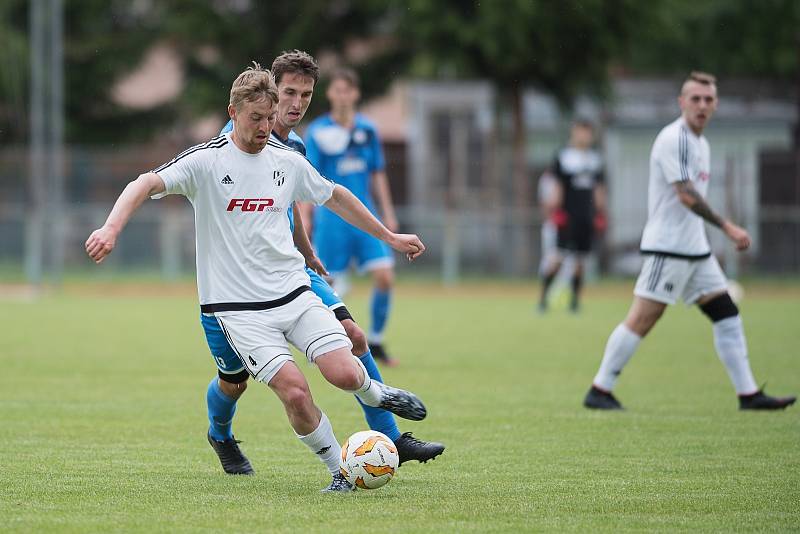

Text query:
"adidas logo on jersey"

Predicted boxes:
[[221, 175, 234, 185]]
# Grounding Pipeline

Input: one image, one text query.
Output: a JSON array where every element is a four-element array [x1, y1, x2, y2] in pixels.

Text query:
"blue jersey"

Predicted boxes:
[[304, 113, 385, 219]]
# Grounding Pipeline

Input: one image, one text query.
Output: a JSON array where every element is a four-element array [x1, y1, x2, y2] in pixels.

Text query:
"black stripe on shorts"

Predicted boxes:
[[200, 286, 311, 313]]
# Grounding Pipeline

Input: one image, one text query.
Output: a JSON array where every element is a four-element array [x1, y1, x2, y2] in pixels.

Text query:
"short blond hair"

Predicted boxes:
[[229, 61, 278, 110], [686, 71, 716, 86]]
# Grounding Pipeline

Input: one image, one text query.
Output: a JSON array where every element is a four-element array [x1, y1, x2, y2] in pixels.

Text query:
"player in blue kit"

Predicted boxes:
[[207, 51, 444, 475], [302, 68, 399, 366]]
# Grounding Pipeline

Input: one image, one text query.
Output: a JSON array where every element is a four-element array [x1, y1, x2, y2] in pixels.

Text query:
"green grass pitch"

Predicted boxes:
[[1, 279, 798, 532]]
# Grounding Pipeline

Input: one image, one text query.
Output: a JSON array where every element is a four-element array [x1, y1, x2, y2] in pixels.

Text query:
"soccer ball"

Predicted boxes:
[[339, 430, 399, 490]]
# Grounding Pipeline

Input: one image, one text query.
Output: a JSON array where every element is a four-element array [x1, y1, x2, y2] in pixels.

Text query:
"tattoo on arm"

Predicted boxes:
[[674, 181, 724, 228]]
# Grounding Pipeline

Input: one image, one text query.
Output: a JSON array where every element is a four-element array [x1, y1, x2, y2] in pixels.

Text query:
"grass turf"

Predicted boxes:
[[1, 280, 798, 532]]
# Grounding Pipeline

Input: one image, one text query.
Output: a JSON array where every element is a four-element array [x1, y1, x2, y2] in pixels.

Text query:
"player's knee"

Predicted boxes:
[[374, 268, 393, 290], [544, 258, 562, 278], [626, 307, 664, 336], [218, 372, 249, 400], [280, 384, 314, 415], [699, 292, 738, 323], [343, 321, 368, 355]]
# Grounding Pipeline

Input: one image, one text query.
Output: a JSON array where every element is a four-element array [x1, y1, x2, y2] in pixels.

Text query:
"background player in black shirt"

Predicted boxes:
[[538, 120, 607, 312]]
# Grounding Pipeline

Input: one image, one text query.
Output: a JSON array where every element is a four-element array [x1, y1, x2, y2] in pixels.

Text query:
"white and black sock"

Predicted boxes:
[[297, 412, 341, 475], [351, 355, 383, 407], [713, 315, 758, 395], [593, 323, 642, 391]]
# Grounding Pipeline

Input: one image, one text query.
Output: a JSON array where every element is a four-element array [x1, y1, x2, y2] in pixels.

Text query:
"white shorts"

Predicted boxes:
[[214, 291, 352, 384], [634, 254, 728, 305]]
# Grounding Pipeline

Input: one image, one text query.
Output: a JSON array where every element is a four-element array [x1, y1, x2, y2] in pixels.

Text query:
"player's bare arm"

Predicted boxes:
[[85, 172, 166, 264], [295, 200, 315, 236], [324, 184, 425, 260], [548, 180, 567, 228], [594, 183, 607, 214], [371, 170, 398, 232], [550, 180, 564, 212], [673, 180, 750, 251], [292, 203, 327, 276]]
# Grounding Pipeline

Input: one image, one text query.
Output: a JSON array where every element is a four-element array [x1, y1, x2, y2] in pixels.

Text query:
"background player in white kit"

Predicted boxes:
[[583, 71, 795, 411], [86, 64, 428, 492]]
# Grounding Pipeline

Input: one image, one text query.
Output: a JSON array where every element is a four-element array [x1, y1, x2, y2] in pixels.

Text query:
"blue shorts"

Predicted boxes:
[[314, 224, 394, 274], [202, 267, 345, 374], [200, 313, 245, 375], [308, 268, 343, 309]]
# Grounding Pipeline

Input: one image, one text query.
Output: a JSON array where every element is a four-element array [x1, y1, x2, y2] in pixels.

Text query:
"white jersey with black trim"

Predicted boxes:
[[640, 116, 712, 257], [151, 132, 335, 310]]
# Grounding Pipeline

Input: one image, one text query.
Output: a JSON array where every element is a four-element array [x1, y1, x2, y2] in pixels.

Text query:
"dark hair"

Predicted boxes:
[[329, 67, 360, 88], [573, 118, 594, 130], [271, 50, 319, 86], [686, 71, 716, 86]]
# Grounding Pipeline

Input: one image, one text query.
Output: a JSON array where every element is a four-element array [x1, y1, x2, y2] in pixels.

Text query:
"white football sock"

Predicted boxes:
[[351, 355, 383, 407], [297, 412, 341, 475], [713, 315, 758, 395], [593, 323, 642, 391]]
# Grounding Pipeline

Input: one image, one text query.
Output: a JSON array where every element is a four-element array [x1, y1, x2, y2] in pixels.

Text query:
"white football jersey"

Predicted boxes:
[[640, 117, 712, 257], [152, 133, 335, 311]]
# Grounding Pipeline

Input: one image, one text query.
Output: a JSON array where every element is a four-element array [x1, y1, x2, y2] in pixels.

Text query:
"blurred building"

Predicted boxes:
[[402, 77, 798, 277], [3, 76, 797, 281]]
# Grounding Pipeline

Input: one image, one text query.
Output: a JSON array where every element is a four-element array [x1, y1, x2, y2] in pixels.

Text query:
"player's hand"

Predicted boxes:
[[551, 209, 568, 229], [305, 254, 329, 277], [389, 233, 426, 261], [85, 226, 118, 264], [723, 221, 750, 251], [593, 212, 608, 232]]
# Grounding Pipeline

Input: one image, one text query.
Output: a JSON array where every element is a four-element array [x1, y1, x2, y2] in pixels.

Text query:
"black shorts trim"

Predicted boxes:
[[640, 250, 711, 261], [334, 306, 353, 322], [200, 286, 311, 313], [306, 332, 349, 359], [557, 218, 593, 253], [218, 369, 249, 384], [647, 255, 667, 292]]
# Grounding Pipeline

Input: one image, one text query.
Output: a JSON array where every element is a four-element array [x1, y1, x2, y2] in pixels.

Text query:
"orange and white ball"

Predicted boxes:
[[339, 430, 399, 490]]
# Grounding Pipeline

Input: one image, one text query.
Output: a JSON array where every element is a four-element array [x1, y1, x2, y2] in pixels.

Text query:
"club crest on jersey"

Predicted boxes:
[[273, 170, 286, 186], [227, 198, 281, 213]]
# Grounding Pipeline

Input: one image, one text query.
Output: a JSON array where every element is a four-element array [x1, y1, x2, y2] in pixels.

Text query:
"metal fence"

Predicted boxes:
[[2, 141, 798, 284]]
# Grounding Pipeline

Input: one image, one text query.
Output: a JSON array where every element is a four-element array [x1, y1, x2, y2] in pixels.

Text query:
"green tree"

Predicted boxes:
[[626, 0, 799, 80], [0, 0, 31, 144], [625, 0, 800, 149], [1, 0, 401, 144]]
